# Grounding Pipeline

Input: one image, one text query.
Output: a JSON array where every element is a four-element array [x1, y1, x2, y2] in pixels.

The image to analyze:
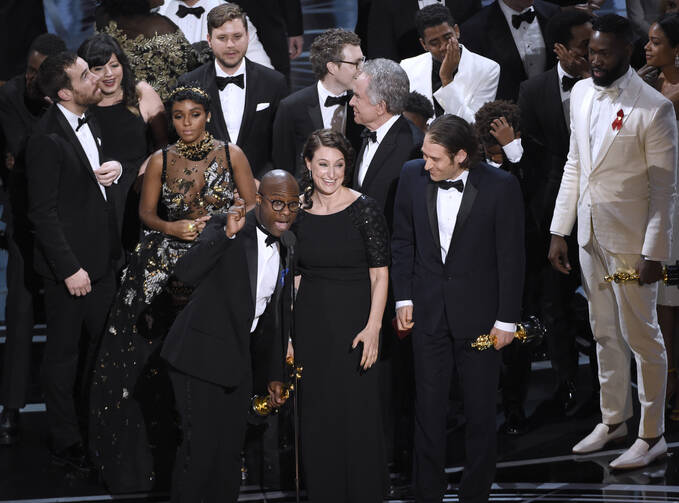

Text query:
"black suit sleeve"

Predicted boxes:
[[366, 0, 399, 61], [173, 214, 231, 287], [390, 162, 417, 301], [26, 134, 80, 280], [271, 98, 297, 174], [282, 0, 303, 36], [494, 174, 525, 323]]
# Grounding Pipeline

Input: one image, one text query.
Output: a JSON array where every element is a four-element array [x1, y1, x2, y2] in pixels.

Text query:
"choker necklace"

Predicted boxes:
[[175, 132, 215, 161]]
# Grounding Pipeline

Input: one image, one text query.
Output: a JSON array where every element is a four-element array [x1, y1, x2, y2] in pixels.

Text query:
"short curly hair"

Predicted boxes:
[[405, 91, 435, 121], [309, 28, 361, 80], [415, 4, 457, 38], [474, 100, 521, 147]]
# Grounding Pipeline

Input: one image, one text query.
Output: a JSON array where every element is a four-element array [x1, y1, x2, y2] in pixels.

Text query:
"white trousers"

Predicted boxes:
[[579, 234, 667, 438]]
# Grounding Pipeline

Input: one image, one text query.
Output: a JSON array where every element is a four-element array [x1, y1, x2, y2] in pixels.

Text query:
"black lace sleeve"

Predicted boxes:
[[348, 194, 390, 268]]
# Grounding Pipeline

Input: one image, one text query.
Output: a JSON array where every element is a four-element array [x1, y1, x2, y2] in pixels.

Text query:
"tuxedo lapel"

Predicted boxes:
[[447, 169, 478, 262], [243, 213, 258, 308], [592, 75, 643, 170], [239, 59, 259, 147], [361, 118, 403, 190], [54, 109, 101, 190], [425, 180, 441, 256], [353, 136, 368, 188], [546, 68, 568, 136], [307, 88, 324, 131], [206, 63, 230, 142], [409, 54, 434, 107], [488, 3, 525, 79]]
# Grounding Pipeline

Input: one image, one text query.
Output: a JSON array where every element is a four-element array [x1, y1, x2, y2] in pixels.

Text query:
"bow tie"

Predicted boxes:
[[176, 4, 205, 18], [76, 114, 91, 132], [216, 74, 244, 90], [561, 75, 580, 92], [361, 129, 377, 143], [324, 93, 351, 107], [435, 179, 464, 192], [594, 85, 620, 101], [257, 221, 279, 247], [511, 9, 536, 29]]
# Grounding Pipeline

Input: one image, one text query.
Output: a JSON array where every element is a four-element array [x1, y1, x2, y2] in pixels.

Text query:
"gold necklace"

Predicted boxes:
[[175, 132, 215, 161]]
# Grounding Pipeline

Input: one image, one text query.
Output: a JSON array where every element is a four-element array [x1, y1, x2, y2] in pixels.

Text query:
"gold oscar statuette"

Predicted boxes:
[[251, 356, 303, 417], [603, 263, 678, 285], [470, 315, 546, 351]]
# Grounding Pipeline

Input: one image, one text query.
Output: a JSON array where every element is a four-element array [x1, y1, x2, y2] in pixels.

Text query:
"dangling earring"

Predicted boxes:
[[675, 52, 679, 68]]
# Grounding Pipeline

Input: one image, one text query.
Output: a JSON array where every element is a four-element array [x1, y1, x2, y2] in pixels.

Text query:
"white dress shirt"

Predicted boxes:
[[357, 114, 401, 187], [216, 59, 246, 143], [395, 169, 516, 332], [251, 226, 281, 332], [158, 0, 273, 68], [498, 0, 547, 79], [590, 66, 634, 160], [317, 80, 349, 130], [56, 103, 108, 201], [557, 62, 577, 127]]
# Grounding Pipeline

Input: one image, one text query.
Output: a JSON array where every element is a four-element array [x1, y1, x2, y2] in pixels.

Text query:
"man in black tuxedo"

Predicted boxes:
[[161, 170, 298, 503], [460, 0, 560, 101], [230, 0, 304, 79], [392, 115, 524, 503], [0, 33, 66, 446], [179, 3, 288, 179], [273, 28, 364, 177], [350, 58, 423, 228], [366, 0, 482, 61], [518, 8, 593, 414], [26, 52, 129, 473]]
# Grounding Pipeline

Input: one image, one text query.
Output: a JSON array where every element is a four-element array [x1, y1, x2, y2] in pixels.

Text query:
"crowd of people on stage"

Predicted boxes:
[[1, 0, 679, 502]]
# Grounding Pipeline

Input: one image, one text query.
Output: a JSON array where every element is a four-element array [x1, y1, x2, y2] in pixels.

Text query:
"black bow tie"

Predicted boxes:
[[435, 179, 464, 192], [324, 93, 351, 107], [216, 74, 244, 90], [511, 9, 536, 29], [561, 74, 580, 92], [75, 114, 91, 132], [361, 129, 377, 143], [257, 221, 279, 247], [176, 4, 205, 18]]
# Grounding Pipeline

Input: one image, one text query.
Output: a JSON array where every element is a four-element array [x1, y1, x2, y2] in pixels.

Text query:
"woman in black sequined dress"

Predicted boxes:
[[292, 129, 390, 502], [89, 85, 256, 493]]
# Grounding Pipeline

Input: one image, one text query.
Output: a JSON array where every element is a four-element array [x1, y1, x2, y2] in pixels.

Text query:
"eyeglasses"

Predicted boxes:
[[259, 194, 301, 213], [335, 57, 366, 69]]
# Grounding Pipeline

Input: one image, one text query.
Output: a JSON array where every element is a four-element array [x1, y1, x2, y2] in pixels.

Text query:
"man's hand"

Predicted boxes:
[[554, 43, 590, 78], [396, 305, 414, 331], [225, 197, 247, 238], [352, 325, 380, 370], [638, 259, 664, 285], [268, 381, 287, 408], [95, 161, 122, 186], [491, 326, 514, 350], [489, 116, 516, 147], [288, 35, 304, 59], [65, 268, 91, 296], [439, 38, 461, 87], [548, 234, 571, 274], [574, 1, 602, 15]]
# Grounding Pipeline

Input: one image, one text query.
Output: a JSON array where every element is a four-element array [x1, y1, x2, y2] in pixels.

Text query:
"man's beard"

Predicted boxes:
[[591, 59, 628, 87]]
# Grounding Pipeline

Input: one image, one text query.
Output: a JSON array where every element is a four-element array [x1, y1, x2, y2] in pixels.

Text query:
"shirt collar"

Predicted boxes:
[[498, 0, 535, 27], [445, 169, 469, 183], [557, 62, 575, 81], [371, 114, 401, 145], [256, 226, 279, 250], [56, 103, 86, 132], [215, 58, 246, 79], [317, 80, 348, 102]]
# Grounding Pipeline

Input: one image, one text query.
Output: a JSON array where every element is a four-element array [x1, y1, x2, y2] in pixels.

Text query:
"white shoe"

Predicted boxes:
[[572, 423, 628, 454], [609, 437, 667, 470]]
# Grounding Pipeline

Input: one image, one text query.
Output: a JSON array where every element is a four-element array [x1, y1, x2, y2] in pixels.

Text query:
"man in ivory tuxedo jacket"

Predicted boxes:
[[400, 3, 499, 123], [179, 3, 287, 179], [549, 15, 678, 470]]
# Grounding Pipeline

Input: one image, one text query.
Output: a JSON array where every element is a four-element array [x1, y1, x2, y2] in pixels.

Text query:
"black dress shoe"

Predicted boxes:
[[0, 408, 19, 445], [51, 442, 93, 475], [500, 409, 528, 435], [558, 380, 579, 416]]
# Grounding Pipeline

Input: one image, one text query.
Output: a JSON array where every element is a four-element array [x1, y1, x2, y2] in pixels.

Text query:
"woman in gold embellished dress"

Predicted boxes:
[[89, 85, 256, 493]]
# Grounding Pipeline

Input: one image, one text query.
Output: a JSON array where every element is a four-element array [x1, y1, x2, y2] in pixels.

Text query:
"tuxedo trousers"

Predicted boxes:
[[42, 269, 116, 450], [412, 312, 501, 503], [170, 368, 251, 503], [579, 233, 666, 437]]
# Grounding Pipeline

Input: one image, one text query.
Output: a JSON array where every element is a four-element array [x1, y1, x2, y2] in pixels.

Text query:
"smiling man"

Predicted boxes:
[[162, 170, 299, 503], [178, 3, 287, 178], [400, 3, 500, 123], [549, 14, 678, 469]]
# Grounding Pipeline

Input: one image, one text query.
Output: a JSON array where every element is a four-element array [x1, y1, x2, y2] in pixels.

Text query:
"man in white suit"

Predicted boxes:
[[549, 14, 678, 470], [400, 3, 499, 124]]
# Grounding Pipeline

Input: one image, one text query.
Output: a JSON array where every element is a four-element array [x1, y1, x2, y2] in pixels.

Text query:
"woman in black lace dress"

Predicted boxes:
[[292, 129, 390, 502], [89, 85, 256, 493]]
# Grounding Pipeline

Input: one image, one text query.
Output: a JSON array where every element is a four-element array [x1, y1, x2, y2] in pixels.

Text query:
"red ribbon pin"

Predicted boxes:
[[612, 109, 624, 131]]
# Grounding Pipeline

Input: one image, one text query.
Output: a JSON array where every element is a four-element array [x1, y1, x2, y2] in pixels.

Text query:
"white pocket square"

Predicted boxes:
[[256, 102, 270, 111]]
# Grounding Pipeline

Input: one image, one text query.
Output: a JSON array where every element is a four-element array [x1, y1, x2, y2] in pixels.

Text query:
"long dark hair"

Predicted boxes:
[[426, 115, 480, 169], [78, 33, 138, 112], [300, 129, 355, 209], [657, 13, 679, 46]]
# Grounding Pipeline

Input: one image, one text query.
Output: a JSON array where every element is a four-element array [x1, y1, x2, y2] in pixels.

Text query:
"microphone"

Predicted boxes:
[[280, 230, 296, 252]]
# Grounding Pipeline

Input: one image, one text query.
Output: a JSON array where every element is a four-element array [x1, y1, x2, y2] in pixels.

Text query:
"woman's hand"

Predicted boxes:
[[193, 215, 211, 233], [166, 219, 201, 241], [286, 340, 294, 361], [352, 325, 380, 370]]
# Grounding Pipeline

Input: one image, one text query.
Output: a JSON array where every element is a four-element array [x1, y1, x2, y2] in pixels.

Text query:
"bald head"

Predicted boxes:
[[256, 170, 300, 237]]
